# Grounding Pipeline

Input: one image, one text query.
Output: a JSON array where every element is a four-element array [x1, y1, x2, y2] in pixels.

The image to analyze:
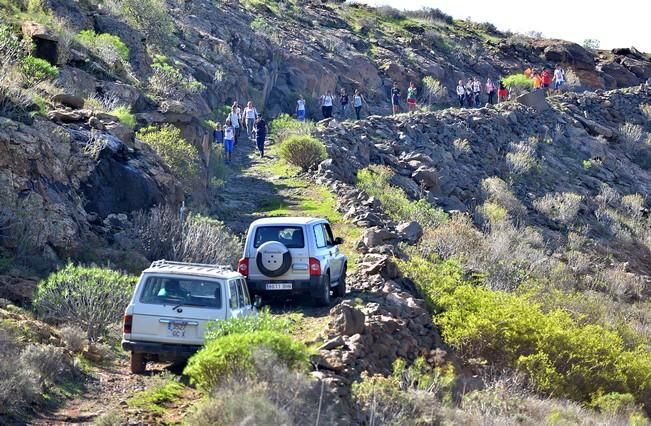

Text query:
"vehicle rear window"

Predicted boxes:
[[253, 226, 305, 248], [139, 276, 223, 309]]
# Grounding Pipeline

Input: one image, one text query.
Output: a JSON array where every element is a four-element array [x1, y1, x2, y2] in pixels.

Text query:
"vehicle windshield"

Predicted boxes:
[[139, 275, 224, 309], [253, 226, 305, 248]]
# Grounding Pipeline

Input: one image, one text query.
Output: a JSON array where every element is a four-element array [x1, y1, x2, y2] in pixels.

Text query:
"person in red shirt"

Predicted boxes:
[[541, 69, 552, 96]]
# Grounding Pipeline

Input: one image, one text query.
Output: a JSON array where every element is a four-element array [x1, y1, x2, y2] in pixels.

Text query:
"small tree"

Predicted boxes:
[[33, 264, 137, 341], [119, 0, 174, 50], [582, 38, 600, 50], [20, 56, 58, 85], [278, 135, 327, 171], [422, 76, 447, 105]]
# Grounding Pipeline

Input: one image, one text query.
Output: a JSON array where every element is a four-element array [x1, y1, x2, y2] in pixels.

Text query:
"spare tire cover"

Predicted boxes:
[[256, 241, 292, 277]]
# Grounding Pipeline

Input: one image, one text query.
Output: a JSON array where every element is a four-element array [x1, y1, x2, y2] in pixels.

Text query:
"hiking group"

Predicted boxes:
[[213, 100, 267, 164]]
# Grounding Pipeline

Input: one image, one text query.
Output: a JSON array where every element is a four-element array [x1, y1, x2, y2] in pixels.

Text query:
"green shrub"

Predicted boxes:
[[399, 255, 651, 408], [76, 30, 129, 66], [0, 24, 30, 72], [136, 124, 199, 186], [278, 134, 327, 171], [119, 0, 173, 50], [110, 105, 135, 129], [20, 56, 58, 85], [503, 73, 533, 91], [184, 331, 309, 390], [422, 76, 447, 104], [127, 373, 184, 414], [33, 264, 137, 341], [357, 165, 448, 228], [149, 61, 205, 100], [270, 113, 314, 141], [205, 307, 295, 340]]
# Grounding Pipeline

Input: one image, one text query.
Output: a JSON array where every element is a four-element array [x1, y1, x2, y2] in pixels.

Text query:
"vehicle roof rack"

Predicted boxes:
[[149, 259, 233, 271]]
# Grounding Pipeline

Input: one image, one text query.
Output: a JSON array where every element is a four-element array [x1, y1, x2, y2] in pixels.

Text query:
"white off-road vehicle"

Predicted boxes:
[[238, 217, 347, 306], [122, 260, 257, 374]]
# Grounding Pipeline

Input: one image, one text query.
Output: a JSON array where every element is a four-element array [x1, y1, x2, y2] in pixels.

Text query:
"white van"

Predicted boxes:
[[122, 260, 257, 373]]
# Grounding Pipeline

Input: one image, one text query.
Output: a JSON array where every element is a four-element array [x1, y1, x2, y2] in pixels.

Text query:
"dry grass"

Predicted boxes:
[[481, 177, 526, 219], [533, 192, 583, 226], [452, 138, 471, 155]]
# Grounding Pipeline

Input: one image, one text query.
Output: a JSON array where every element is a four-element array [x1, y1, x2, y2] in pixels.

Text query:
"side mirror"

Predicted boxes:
[[253, 295, 263, 309], [334, 237, 344, 245]]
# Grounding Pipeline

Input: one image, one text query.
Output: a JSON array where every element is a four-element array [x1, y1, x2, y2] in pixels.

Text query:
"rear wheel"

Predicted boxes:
[[333, 266, 347, 298], [314, 274, 331, 307], [130, 352, 146, 374]]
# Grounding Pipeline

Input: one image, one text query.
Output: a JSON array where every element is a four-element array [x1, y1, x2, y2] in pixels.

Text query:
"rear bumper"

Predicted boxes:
[[121, 339, 202, 359], [247, 275, 325, 297]]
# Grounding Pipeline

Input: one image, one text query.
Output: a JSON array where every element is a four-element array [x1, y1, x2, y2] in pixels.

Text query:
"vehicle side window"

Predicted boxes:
[[238, 279, 251, 306], [228, 280, 239, 309], [323, 223, 335, 247], [314, 224, 326, 248]]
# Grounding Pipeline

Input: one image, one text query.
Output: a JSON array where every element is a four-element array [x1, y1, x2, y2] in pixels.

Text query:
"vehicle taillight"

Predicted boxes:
[[123, 314, 132, 334], [238, 258, 249, 277], [309, 258, 321, 276]]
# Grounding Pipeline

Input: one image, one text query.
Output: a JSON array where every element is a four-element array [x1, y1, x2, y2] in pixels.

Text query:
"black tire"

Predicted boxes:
[[314, 274, 331, 307], [256, 242, 292, 277], [130, 352, 146, 374], [333, 265, 347, 298]]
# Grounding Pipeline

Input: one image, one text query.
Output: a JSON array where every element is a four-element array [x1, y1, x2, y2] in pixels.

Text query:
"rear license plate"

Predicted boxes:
[[167, 321, 187, 338], [266, 283, 292, 290]]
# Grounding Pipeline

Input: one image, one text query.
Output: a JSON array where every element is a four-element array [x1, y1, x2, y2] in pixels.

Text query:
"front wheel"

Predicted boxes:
[[314, 275, 331, 307], [333, 266, 347, 298], [130, 352, 146, 374]]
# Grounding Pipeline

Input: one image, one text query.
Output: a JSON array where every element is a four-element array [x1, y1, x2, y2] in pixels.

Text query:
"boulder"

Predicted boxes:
[[21, 21, 58, 65], [396, 221, 423, 243], [516, 89, 549, 112], [362, 227, 396, 247], [47, 110, 83, 123], [331, 302, 365, 336], [53, 93, 85, 110], [599, 62, 640, 88], [411, 166, 439, 189], [541, 41, 594, 70], [620, 57, 651, 80]]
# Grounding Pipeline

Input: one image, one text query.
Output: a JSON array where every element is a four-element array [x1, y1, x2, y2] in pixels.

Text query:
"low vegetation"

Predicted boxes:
[[20, 56, 58, 85], [127, 373, 185, 414], [136, 124, 199, 187], [117, 0, 173, 50], [76, 30, 129, 70], [33, 264, 137, 341], [148, 57, 205, 100], [278, 134, 327, 171], [205, 307, 295, 340], [109, 105, 136, 129], [270, 113, 314, 143], [357, 165, 447, 228], [503, 73, 533, 92]]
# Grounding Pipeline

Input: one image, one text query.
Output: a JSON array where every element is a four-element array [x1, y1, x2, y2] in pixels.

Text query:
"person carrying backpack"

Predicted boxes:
[[340, 89, 349, 118], [553, 64, 565, 94], [255, 114, 267, 158], [227, 105, 241, 145], [296, 95, 306, 122], [223, 118, 235, 164], [497, 79, 508, 103], [320, 91, 333, 119], [353, 89, 367, 120], [472, 77, 482, 107], [456, 80, 465, 108], [391, 82, 401, 115], [243, 101, 258, 140], [407, 81, 417, 113], [485, 78, 496, 105]]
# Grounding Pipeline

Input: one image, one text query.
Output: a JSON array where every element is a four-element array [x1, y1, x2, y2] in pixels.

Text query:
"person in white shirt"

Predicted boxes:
[[553, 64, 565, 95], [243, 101, 258, 139], [320, 91, 333, 119], [228, 103, 242, 145], [456, 81, 465, 108], [223, 118, 235, 164], [472, 77, 482, 107], [296, 95, 306, 122]]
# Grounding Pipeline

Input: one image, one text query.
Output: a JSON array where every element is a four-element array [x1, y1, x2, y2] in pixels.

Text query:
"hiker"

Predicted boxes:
[[532, 71, 542, 90], [553, 64, 565, 94], [296, 95, 306, 122], [213, 122, 224, 146], [243, 101, 258, 140], [320, 90, 334, 119], [497, 79, 508, 103], [485, 78, 496, 105], [223, 118, 235, 164], [472, 77, 482, 107], [255, 114, 267, 158], [340, 89, 349, 118], [465, 79, 474, 107], [456, 80, 465, 107], [406, 81, 417, 113], [353, 89, 367, 120], [391, 82, 401, 115], [541, 68, 552, 96], [227, 105, 241, 145]]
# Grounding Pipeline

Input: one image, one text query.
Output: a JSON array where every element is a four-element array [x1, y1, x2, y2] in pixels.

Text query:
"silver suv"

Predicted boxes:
[[238, 217, 347, 306], [122, 260, 256, 374]]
